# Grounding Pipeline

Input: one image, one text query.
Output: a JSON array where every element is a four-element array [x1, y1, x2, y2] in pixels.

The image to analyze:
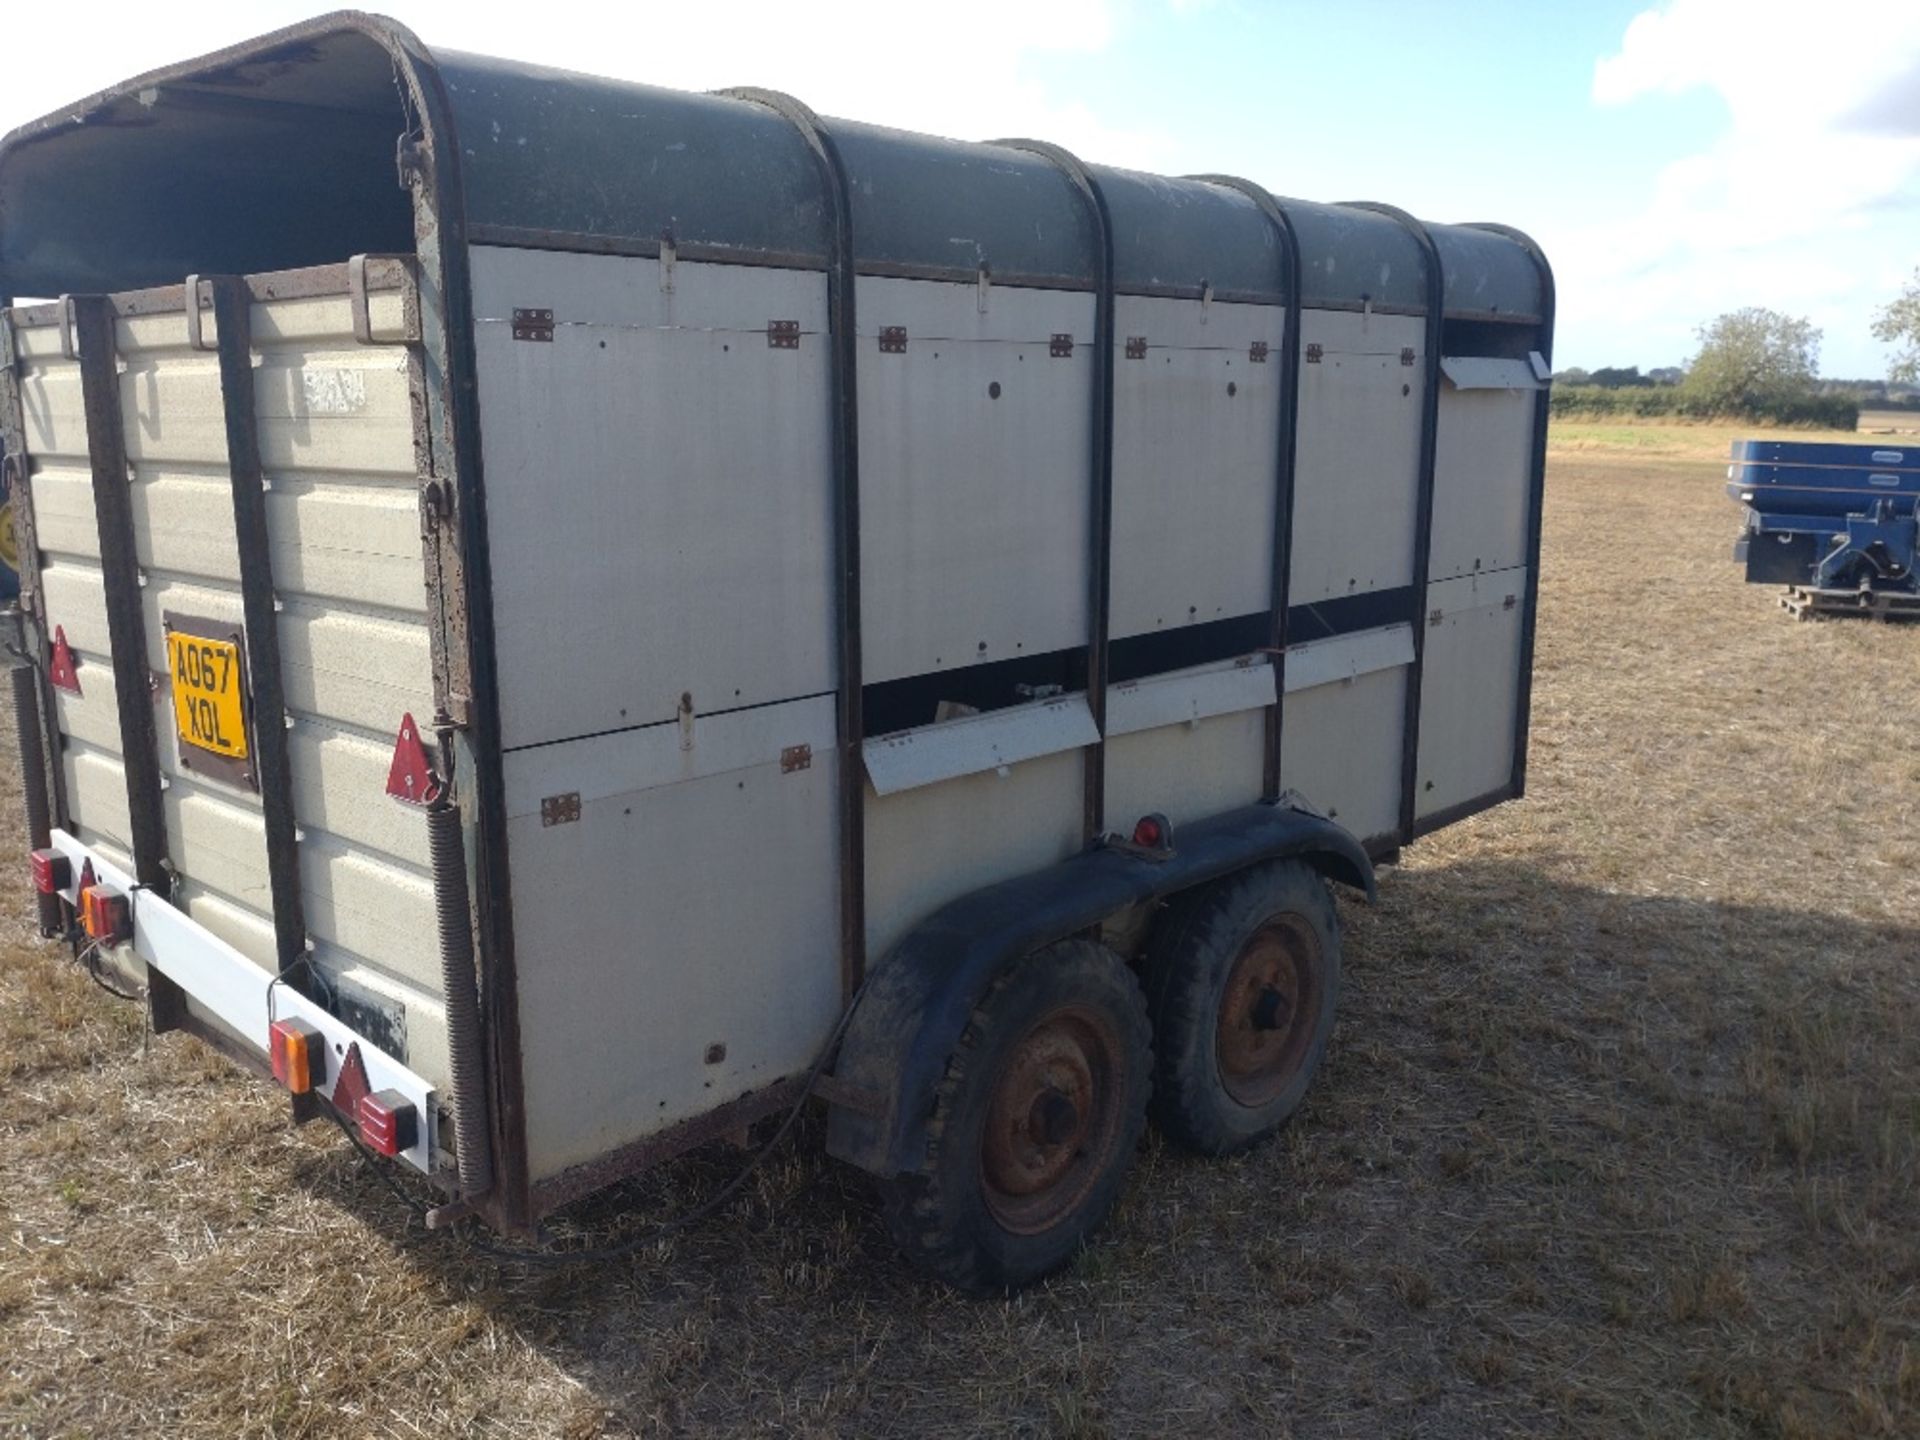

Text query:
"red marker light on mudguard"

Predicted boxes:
[[358, 1089, 418, 1157], [79, 884, 130, 945], [268, 1019, 325, 1095], [1132, 814, 1168, 849], [30, 849, 70, 896]]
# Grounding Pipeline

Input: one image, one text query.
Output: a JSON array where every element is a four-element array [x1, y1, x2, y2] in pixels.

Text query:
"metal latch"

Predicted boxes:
[[512, 309, 555, 343]]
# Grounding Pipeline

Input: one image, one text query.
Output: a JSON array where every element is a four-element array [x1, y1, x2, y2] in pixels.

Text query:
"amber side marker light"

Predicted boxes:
[[268, 1018, 326, 1095]]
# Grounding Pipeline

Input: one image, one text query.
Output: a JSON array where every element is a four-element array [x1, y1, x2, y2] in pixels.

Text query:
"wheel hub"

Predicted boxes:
[[980, 1007, 1122, 1234], [1215, 916, 1321, 1108]]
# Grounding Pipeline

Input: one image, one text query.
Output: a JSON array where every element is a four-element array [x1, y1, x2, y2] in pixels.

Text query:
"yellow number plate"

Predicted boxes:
[[166, 632, 249, 761]]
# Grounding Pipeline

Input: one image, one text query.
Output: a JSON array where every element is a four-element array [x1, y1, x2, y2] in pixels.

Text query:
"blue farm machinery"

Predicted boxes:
[[1727, 439, 1920, 620]]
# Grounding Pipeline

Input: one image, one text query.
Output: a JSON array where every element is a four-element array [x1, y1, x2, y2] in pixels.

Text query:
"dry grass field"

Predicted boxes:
[[2, 420, 1917, 1439]]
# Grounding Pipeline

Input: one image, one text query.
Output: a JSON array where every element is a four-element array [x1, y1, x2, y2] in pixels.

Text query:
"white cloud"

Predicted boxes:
[[2, 0, 1170, 169], [1566, 0, 1920, 373]]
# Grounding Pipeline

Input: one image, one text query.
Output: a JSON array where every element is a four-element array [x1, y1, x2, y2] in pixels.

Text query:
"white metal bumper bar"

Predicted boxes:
[[47, 828, 438, 1173]]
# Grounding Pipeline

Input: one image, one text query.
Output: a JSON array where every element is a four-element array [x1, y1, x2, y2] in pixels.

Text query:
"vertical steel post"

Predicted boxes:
[[994, 140, 1116, 846], [205, 277, 309, 982], [1189, 177, 1303, 800], [71, 296, 170, 897], [718, 88, 868, 996], [1340, 205, 1445, 843]]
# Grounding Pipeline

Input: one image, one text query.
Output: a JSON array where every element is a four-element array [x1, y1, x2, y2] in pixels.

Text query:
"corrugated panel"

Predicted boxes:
[[1289, 310, 1425, 606], [1428, 384, 1537, 584], [857, 275, 1094, 683], [1415, 567, 1527, 820], [470, 246, 838, 750], [13, 283, 449, 1088], [1109, 295, 1283, 641]]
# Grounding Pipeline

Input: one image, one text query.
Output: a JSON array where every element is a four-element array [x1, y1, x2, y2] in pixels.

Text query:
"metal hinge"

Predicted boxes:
[[1503, 593, 1518, 610], [781, 744, 813, 774], [879, 326, 908, 354], [1401, 347, 1417, 367], [0, 312, 17, 372], [1125, 336, 1148, 360], [1049, 333, 1075, 359], [768, 320, 801, 350], [1249, 340, 1269, 364], [512, 309, 554, 343], [1428, 608, 1444, 627], [1305, 343, 1324, 364], [540, 792, 582, 827]]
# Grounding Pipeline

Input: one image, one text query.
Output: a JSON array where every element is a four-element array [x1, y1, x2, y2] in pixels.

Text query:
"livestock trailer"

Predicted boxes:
[[0, 14, 1552, 1289], [1727, 439, 1920, 620]]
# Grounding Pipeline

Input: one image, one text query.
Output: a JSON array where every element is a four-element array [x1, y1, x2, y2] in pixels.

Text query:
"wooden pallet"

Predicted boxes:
[[1779, 585, 1920, 622]]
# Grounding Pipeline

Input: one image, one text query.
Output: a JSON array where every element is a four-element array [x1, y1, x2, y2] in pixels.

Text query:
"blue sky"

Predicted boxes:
[[7, 0, 1918, 376]]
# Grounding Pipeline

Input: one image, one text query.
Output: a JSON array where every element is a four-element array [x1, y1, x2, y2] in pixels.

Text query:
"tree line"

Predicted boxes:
[[1552, 270, 1920, 428]]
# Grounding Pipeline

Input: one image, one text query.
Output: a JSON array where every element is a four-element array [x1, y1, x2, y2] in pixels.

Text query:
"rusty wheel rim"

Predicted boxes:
[[1215, 914, 1322, 1108], [980, 1005, 1125, 1235]]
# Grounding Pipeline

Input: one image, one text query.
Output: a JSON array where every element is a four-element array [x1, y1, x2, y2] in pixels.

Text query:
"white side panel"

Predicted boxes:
[[1280, 664, 1408, 844], [470, 247, 837, 749], [1104, 708, 1266, 835], [1288, 309, 1426, 605], [857, 275, 1093, 682], [1109, 295, 1283, 638], [1105, 656, 1275, 737], [1415, 567, 1527, 820], [865, 750, 1083, 961], [507, 695, 842, 1182], [14, 286, 447, 1087], [1428, 383, 1537, 583], [1283, 623, 1415, 693]]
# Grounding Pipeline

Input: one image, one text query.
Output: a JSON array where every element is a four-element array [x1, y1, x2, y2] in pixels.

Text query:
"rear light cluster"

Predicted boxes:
[[269, 1019, 325, 1094], [80, 884, 130, 945], [29, 848, 69, 895], [268, 1024, 419, 1157]]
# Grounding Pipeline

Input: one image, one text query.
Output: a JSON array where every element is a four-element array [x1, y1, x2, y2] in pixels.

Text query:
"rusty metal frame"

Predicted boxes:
[[1340, 202, 1444, 845], [993, 138, 1115, 846], [1188, 176, 1304, 800]]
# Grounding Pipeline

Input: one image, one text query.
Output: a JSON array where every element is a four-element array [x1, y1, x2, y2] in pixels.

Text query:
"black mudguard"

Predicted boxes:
[[825, 798, 1374, 1177]]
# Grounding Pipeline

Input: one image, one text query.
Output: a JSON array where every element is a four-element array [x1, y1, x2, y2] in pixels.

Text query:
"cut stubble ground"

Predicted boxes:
[[1, 421, 1915, 1438]]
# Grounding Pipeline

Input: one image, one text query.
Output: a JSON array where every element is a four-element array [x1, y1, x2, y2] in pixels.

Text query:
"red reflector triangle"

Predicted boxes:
[[49, 627, 81, 696], [330, 1041, 372, 1121], [384, 713, 441, 808]]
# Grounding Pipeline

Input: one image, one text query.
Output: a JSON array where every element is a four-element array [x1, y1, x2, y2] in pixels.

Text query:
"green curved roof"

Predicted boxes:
[[0, 12, 1545, 323]]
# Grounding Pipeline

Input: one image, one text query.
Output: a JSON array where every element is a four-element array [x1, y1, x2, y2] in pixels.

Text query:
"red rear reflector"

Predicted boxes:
[[48, 626, 81, 696], [268, 1019, 325, 1095], [384, 713, 441, 808], [358, 1089, 418, 1157], [30, 849, 70, 895], [79, 884, 129, 944]]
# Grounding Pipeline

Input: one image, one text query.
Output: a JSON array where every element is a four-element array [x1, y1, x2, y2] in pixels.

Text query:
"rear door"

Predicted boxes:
[[3, 265, 455, 1091]]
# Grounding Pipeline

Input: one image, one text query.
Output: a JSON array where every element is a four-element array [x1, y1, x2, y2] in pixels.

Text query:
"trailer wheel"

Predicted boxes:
[[1143, 860, 1339, 1155], [879, 939, 1151, 1292]]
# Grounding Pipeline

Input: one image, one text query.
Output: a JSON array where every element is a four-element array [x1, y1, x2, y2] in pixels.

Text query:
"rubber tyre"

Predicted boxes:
[[879, 939, 1152, 1292], [1143, 859, 1340, 1156]]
